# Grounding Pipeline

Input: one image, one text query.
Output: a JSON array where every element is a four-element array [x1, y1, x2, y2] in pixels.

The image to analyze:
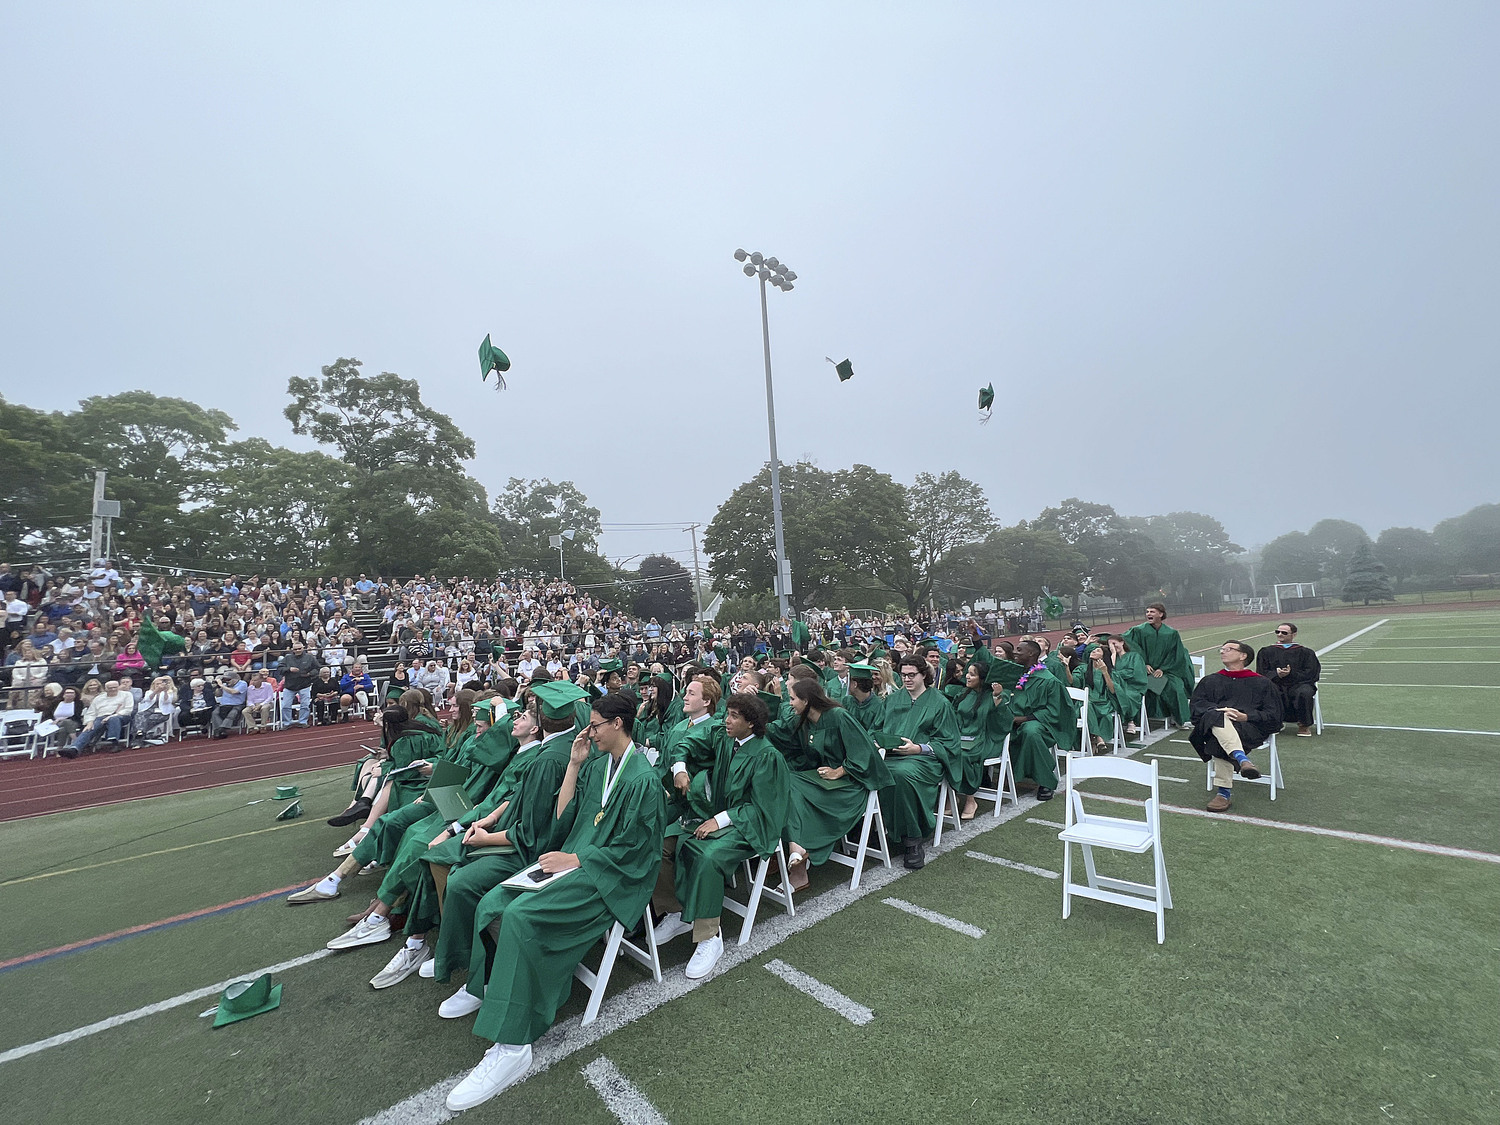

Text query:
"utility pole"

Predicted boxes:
[[90, 471, 106, 565], [688, 523, 705, 627]]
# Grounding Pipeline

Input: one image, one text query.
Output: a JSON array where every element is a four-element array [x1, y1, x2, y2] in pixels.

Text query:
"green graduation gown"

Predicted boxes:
[[1009, 667, 1066, 789], [467, 746, 665, 1046], [675, 735, 790, 924], [948, 684, 1014, 796], [1079, 649, 1147, 740], [766, 706, 893, 864], [878, 687, 962, 842], [1122, 622, 1195, 724], [843, 689, 885, 732], [658, 714, 724, 825]]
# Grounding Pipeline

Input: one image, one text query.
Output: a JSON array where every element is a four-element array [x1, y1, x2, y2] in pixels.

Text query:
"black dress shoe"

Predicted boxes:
[[60, 749, 79, 760], [1035, 786, 1055, 801], [902, 837, 925, 869], [327, 797, 373, 827]]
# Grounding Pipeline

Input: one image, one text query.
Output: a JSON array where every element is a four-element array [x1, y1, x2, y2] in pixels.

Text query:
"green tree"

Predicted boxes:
[[1432, 504, 1500, 575], [492, 477, 606, 581], [631, 555, 695, 623], [1374, 526, 1441, 591], [980, 525, 1087, 600], [1305, 518, 1372, 585], [1340, 543, 1395, 605], [1259, 531, 1328, 587], [1091, 531, 1170, 601], [0, 396, 91, 557], [898, 471, 997, 611]]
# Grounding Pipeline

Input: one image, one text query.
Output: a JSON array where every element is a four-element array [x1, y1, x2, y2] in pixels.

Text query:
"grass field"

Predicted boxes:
[[2, 609, 1497, 1124]]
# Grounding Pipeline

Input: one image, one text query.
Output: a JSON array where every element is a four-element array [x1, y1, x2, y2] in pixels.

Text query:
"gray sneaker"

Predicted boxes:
[[370, 943, 431, 989]]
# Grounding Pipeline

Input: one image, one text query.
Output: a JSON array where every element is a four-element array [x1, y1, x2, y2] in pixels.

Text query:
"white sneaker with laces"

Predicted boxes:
[[418, 957, 436, 979], [652, 911, 692, 946], [439, 984, 484, 1019], [370, 943, 430, 989], [685, 932, 724, 980], [326, 912, 392, 950], [446, 1042, 532, 1112]]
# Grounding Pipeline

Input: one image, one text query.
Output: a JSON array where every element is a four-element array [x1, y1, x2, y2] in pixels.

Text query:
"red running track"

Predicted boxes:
[[0, 722, 379, 822]]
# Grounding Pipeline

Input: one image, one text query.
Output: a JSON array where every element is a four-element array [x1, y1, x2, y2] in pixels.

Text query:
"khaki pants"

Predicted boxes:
[[1210, 716, 1243, 789], [245, 700, 275, 731], [651, 837, 720, 942]]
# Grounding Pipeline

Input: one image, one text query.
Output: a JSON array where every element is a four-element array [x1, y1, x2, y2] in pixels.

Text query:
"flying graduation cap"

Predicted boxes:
[[978, 383, 995, 424], [825, 357, 854, 382], [479, 334, 511, 391]]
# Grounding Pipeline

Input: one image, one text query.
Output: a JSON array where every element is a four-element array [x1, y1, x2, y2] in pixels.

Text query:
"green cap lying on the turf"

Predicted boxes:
[[213, 974, 282, 1028], [273, 785, 300, 800], [275, 800, 303, 821], [532, 679, 589, 719]]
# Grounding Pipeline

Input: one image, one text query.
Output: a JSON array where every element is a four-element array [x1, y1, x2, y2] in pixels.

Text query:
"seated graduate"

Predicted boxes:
[[1078, 634, 1147, 753], [659, 674, 725, 824], [1123, 603, 1196, 730], [878, 653, 962, 870], [1256, 622, 1320, 736], [632, 671, 676, 754], [1191, 641, 1283, 812], [1006, 640, 1068, 801], [442, 690, 665, 1113], [651, 692, 790, 979], [842, 661, 885, 731], [944, 647, 1014, 819], [430, 682, 582, 992]]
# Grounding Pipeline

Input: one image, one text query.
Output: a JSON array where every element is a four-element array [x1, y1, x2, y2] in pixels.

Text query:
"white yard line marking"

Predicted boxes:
[[964, 851, 1061, 879], [1190, 628, 1273, 656], [1025, 817, 1065, 829], [1316, 620, 1390, 656], [763, 959, 875, 1025], [1321, 683, 1500, 689], [1325, 723, 1500, 737], [0, 949, 332, 1065], [1338, 661, 1500, 664], [880, 897, 986, 937], [352, 796, 1034, 1124], [1145, 754, 1201, 762], [1081, 792, 1500, 865], [582, 1057, 670, 1125], [1158, 776, 1191, 784]]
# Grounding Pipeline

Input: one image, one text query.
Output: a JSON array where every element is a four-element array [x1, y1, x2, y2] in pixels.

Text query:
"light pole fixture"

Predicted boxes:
[[733, 248, 796, 621], [548, 529, 577, 579]]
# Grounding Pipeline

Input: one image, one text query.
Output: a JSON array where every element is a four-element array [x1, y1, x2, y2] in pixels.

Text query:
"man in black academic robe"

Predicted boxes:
[[1189, 641, 1283, 812], [1255, 622, 1320, 736]]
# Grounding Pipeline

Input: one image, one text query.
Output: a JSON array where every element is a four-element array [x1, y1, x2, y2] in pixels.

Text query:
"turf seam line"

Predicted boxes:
[[1080, 792, 1500, 864], [0, 949, 332, 1064], [763, 959, 876, 1025], [964, 851, 1061, 879], [880, 897, 986, 937], [582, 1057, 671, 1125], [0, 882, 311, 974], [1322, 723, 1500, 736]]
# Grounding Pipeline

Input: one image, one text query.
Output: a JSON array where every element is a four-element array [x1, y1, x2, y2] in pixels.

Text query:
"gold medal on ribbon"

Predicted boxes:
[[594, 809, 605, 826]]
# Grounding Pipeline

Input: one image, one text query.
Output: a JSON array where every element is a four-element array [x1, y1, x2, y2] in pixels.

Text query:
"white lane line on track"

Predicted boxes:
[[763, 959, 876, 1025], [1316, 621, 1389, 656]]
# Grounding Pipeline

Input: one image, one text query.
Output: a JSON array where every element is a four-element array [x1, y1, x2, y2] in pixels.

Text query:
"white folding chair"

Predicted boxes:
[[1057, 686, 1089, 761], [574, 906, 662, 1026], [1058, 755, 1172, 944], [1312, 693, 1323, 735], [1191, 655, 1206, 684], [974, 733, 1017, 816], [722, 842, 796, 945], [1204, 732, 1283, 800], [931, 780, 963, 847], [828, 789, 892, 890], [0, 710, 42, 761]]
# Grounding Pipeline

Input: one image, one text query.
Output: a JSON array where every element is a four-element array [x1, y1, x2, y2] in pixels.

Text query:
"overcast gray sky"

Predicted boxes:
[[3, 2, 1495, 571]]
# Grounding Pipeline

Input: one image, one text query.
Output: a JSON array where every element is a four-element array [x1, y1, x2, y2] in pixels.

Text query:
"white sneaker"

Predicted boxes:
[[370, 943, 431, 989], [333, 827, 368, 857], [446, 1042, 532, 1112], [439, 984, 484, 1019], [326, 912, 391, 950], [286, 877, 340, 904], [652, 911, 692, 946], [419, 957, 436, 979], [685, 932, 724, 979]]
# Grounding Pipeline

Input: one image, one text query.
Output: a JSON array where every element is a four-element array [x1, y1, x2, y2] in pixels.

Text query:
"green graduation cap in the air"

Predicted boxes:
[[978, 383, 995, 424], [479, 334, 511, 390], [825, 356, 854, 382]]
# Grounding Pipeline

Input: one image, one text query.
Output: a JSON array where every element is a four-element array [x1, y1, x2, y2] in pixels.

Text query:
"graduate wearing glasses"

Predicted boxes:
[[877, 654, 962, 870]]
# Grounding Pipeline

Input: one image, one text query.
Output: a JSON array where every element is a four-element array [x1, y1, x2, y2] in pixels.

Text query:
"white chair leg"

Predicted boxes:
[[579, 923, 623, 1027], [1061, 841, 1073, 920], [1080, 843, 1099, 890]]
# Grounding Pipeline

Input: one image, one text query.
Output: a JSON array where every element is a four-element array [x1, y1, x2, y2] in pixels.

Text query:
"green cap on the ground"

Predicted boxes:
[[532, 679, 589, 719], [273, 785, 300, 800], [213, 974, 283, 1028], [275, 800, 303, 821]]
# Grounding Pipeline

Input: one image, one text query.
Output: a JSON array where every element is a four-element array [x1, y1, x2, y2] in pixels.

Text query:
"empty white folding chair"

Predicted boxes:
[[1190, 655, 1206, 684], [974, 733, 1017, 816], [1204, 732, 1284, 800], [827, 789, 892, 890], [931, 780, 963, 847], [574, 906, 662, 1026], [1312, 693, 1324, 735], [0, 710, 42, 761], [1058, 755, 1172, 944], [722, 842, 796, 945]]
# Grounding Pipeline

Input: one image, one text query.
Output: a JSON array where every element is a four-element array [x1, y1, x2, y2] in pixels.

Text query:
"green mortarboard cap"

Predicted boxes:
[[473, 700, 496, 718], [825, 357, 854, 382], [847, 663, 878, 676], [532, 679, 589, 719], [598, 658, 623, 674], [870, 647, 889, 661], [385, 683, 406, 700], [213, 974, 283, 1028], [275, 800, 303, 821], [273, 785, 300, 800], [479, 333, 511, 390], [978, 384, 995, 410]]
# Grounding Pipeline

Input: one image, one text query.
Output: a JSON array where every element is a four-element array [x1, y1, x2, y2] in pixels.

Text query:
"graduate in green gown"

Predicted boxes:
[[632, 673, 675, 754], [657, 674, 726, 827], [442, 691, 665, 1113], [1078, 635, 1148, 751], [1006, 640, 1066, 799], [945, 659, 1014, 819], [878, 653, 962, 869], [766, 673, 893, 889], [651, 692, 790, 979], [842, 662, 886, 731], [1122, 603, 1196, 727]]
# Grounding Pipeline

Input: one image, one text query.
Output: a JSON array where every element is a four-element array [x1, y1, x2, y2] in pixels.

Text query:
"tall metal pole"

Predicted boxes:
[[90, 470, 107, 565], [558, 543, 565, 582], [688, 523, 705, 627], [759, 275, 792, 621]]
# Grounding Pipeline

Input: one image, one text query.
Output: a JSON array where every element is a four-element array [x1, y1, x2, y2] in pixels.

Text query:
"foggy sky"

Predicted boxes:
[[3, 2, 1495, 572]]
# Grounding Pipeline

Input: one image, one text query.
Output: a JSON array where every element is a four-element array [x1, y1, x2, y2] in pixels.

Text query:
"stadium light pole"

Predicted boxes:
[[734, 249, 797, 622]]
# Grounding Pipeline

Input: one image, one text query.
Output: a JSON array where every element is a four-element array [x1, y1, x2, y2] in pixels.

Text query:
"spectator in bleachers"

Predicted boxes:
[[312, 667, 343, 725], [280, 639, 319, 727], [135, 676, 177, 744], [212, 671, 247, 738], [64, 678, 135, 757], [7, 639, 50, 708], [244, 670, 276, 733], [114, 640, 147, 677], [340, 662, 374, 718], [179, 676, 216, 733]]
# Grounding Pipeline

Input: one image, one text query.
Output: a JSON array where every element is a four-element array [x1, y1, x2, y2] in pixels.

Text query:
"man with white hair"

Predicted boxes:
[[63, 679, 135, 757]]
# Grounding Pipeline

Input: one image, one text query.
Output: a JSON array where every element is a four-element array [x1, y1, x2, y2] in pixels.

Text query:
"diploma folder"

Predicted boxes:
[[501, 861, 577, 892]]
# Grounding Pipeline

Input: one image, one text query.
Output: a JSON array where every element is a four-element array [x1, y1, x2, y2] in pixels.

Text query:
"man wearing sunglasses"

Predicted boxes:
[[1255, 622, 1320, 737]]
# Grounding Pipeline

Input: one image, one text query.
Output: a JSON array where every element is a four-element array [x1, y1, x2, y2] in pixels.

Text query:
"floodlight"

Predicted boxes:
[[766, 257, 780, 269], [734, 248, 747, 261], [750, 251, 763, 265], [743, 263, 756, 277], [784, 271, 796, 281], [758, 267, 771, 280], [781, 281, 794, 291]]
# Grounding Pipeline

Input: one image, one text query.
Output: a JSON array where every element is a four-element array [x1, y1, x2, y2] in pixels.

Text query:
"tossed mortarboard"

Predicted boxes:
[[532, 679, 588, 719], [978, 383, 995, 424], [825, 357, 854, 382], [479, 334, 511, 390]]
